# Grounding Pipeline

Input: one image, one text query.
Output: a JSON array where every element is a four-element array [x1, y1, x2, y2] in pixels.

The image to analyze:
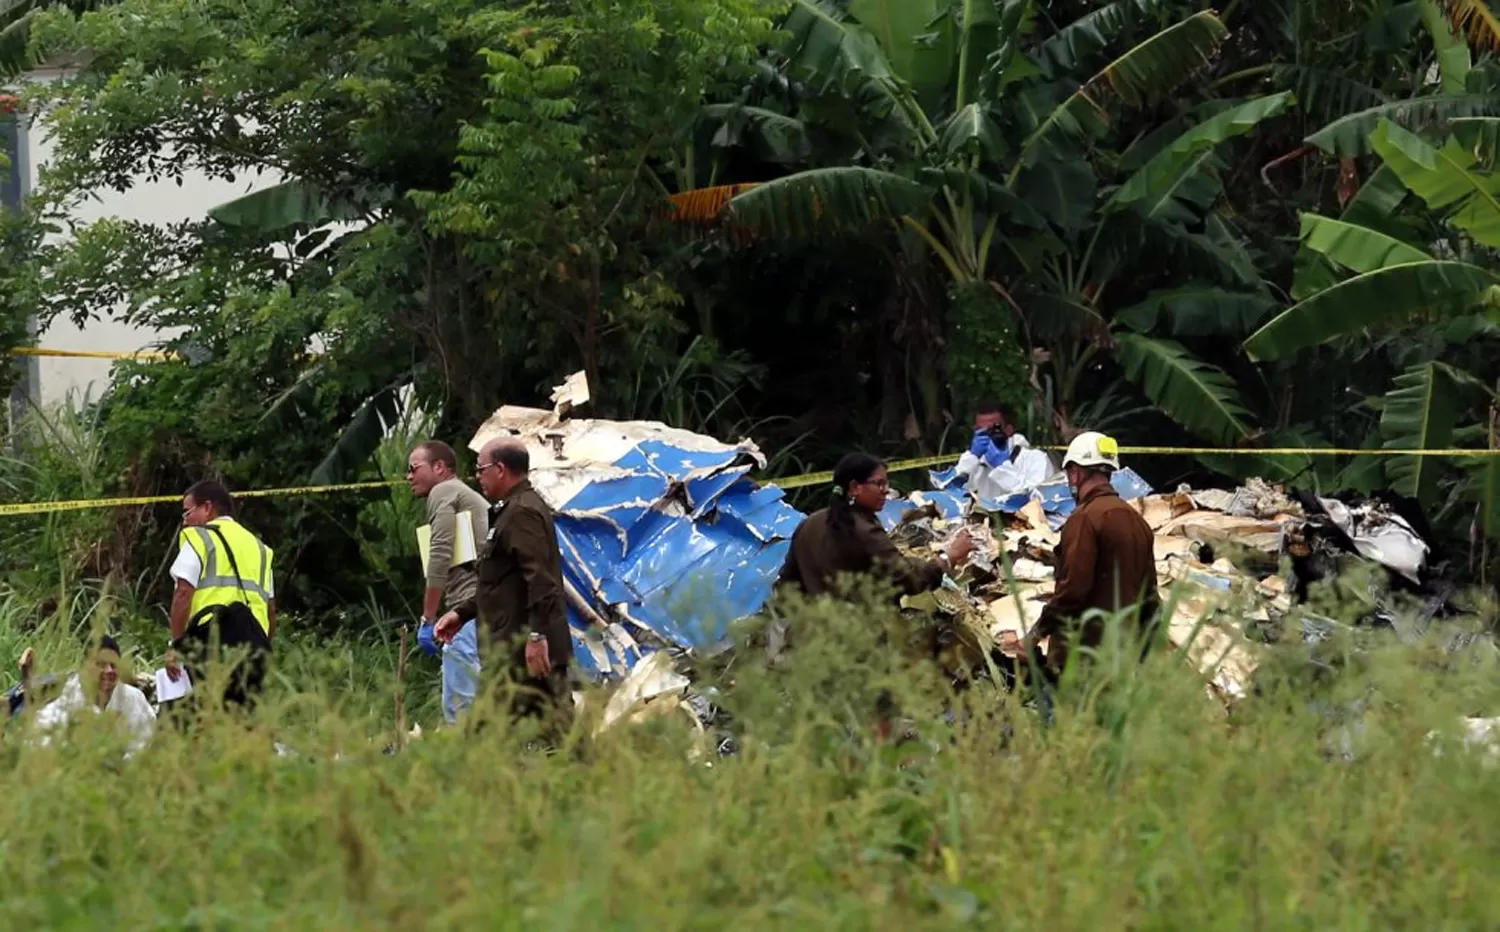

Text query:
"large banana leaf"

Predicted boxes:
[[1295, 213, 1432, 274], [726, 166, 932, 237], [1292, 170, 1416, 299], [1114, 286, 1273, 336], [849, 0, 950, 91], [310, 381, 408, 485], [1107, 92, 1294, 218], [1244, 260, 1500, 361], [209, 179, 365, 233], [1421, 0, 1472, 93], [1371, 118, 1500, 248], [936, 103, 1006, 162], [1305, 94, 1500, 157], [782, 0, 895, 87], [1115, 332, 1254, 444], [1010, 11, 1228, 178], [952, 0, 1001, 108], [1341, 164, 1411, 228], [1038, 0, 1162, 74], [1380, 361, 1463, 507]]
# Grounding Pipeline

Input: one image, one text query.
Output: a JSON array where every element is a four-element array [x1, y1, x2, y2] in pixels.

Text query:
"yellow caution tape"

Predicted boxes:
[[6, 347, 176, 360], [5, 444, 1500, 516], [0, 480, 399, 517], [770, 446, 1500, 491]]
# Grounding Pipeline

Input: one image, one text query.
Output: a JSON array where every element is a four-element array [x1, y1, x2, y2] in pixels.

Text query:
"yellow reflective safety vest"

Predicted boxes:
[[179, 517, 275, 635]]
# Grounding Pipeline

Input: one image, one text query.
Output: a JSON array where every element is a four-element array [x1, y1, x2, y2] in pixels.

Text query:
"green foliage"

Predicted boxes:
[[1114, 333, 1255, 445], [1381, 361, 1464, 506], [944, 282, 1028, 417]]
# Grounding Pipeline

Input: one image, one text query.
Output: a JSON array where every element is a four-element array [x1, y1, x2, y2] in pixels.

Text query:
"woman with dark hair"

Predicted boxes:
[[777, 453, 974, 599]]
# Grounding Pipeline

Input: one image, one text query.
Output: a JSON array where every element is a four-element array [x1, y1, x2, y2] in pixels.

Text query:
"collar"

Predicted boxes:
[[1076, 482, 1120, 508]]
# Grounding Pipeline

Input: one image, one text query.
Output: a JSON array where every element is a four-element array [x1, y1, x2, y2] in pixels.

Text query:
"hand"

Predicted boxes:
[[416, 621, 440, 657], [434, 611, 462, 645], [525, 636, 552, 679], [165, 649, 183, 683], [968, 429, 993, 459], [946, 529, 975, 567], [19, 647, 34, 676]]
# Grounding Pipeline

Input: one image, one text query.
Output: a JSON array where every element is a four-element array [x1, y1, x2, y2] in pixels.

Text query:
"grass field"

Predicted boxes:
[[1, 585, 1499, 929]]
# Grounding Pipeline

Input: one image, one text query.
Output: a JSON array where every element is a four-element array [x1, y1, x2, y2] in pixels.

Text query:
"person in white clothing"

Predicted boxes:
[[953, 402, 1056, 499], [33, 635, 156, 759]]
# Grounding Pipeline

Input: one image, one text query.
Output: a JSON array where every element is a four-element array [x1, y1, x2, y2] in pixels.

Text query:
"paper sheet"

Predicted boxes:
[[416, 511, 479, 570], [155, 667, 192, 702]]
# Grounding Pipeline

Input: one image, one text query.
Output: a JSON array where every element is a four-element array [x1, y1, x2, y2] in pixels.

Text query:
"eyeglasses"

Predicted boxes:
[[181, 502, 202, 521], [475, 462, 499, 477], [405, 462, 426, 476], [859, 477, 890, 491]]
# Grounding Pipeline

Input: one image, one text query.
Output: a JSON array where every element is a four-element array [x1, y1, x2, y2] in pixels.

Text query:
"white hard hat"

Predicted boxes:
[[1062, 431, 1121, 470]]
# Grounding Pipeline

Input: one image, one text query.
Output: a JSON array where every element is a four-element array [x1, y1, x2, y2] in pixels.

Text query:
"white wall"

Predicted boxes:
[[16, 68, 282, 407]]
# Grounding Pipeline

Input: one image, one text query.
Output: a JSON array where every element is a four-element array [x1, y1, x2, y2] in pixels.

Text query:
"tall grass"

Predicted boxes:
[[0, 581, 1498, 927]]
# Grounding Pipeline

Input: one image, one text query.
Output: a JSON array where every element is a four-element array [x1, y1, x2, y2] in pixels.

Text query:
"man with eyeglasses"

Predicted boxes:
[[435, 437, 574, 745], [164, 480, 275, 714], [407, 440, 489, 725]]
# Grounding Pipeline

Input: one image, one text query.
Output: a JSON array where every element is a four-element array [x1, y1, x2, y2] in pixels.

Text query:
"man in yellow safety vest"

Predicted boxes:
[[165, 480, 276, 713]]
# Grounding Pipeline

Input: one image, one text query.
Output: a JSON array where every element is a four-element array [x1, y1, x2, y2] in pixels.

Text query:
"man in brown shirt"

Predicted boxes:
[[436, 437, 573, 739], [1031, 432, 1161, 671]]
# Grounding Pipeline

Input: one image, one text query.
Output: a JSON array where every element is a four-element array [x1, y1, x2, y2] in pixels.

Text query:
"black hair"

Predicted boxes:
[[96, 634, 120, 656], [828, 452, 885, 531], [184, 480, 235, 517], [415, 440, 458, 473], [976, 400, 1012, 422], [490, 442, 530, 475]]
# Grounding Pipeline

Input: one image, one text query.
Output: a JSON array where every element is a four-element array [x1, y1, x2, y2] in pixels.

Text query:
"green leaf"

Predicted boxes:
[[1114, 286, 1274, 336], [1419, 0, 1471, 94], [1272, 65, 1386, 127], [310, 383, 406, 485], [1015, 157, 1097, 231], [1245, 260, 1500, 361], [1039, 0, 1163, 74], [1108, 92, 1294, 218], [1010, 11, 1228, 178], [1449, 116, 1500, 168], [952, 0, 1002, 108], [1380, 361, 1462, 507], [703, 104, 810, 162], [727, 167, 933, 237], [1295, 213, 1433, 273], [849, 0, 950, 90], [209, 180, 364, 233], [782, 0, 895, 86], [1340, 164, 1411, 228], [1371, 118, 1500, 248], [1305, 94, 1500, 157], [1114, 332, 1254, 444], [935, 102, 1005, 161]]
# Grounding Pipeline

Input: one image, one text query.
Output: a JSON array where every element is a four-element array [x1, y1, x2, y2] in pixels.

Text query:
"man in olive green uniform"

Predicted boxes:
[[436, 437, 573, 740]]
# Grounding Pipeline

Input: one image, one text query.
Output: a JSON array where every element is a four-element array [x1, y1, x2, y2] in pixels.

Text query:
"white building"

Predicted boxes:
[[3, 66, 280, 410]]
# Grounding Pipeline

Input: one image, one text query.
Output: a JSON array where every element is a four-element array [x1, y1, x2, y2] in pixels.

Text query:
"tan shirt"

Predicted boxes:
[[424, 476, 492, 610]]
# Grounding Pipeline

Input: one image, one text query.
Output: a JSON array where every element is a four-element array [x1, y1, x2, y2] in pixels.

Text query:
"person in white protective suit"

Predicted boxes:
[[952, 402, 1057, 499]]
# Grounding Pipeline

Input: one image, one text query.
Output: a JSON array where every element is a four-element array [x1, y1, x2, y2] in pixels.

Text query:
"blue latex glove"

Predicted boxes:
[[417, 622, 439, 657], [969, 429, 1009, 469]]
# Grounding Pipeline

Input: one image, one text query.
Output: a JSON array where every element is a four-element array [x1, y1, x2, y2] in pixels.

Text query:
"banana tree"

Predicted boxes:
[[676, 0, 1300, 449], [1244, 117, 1500, 517]]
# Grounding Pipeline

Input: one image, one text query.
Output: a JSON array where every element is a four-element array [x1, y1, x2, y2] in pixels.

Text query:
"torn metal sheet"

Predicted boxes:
[[468, 372, 799, 680]]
